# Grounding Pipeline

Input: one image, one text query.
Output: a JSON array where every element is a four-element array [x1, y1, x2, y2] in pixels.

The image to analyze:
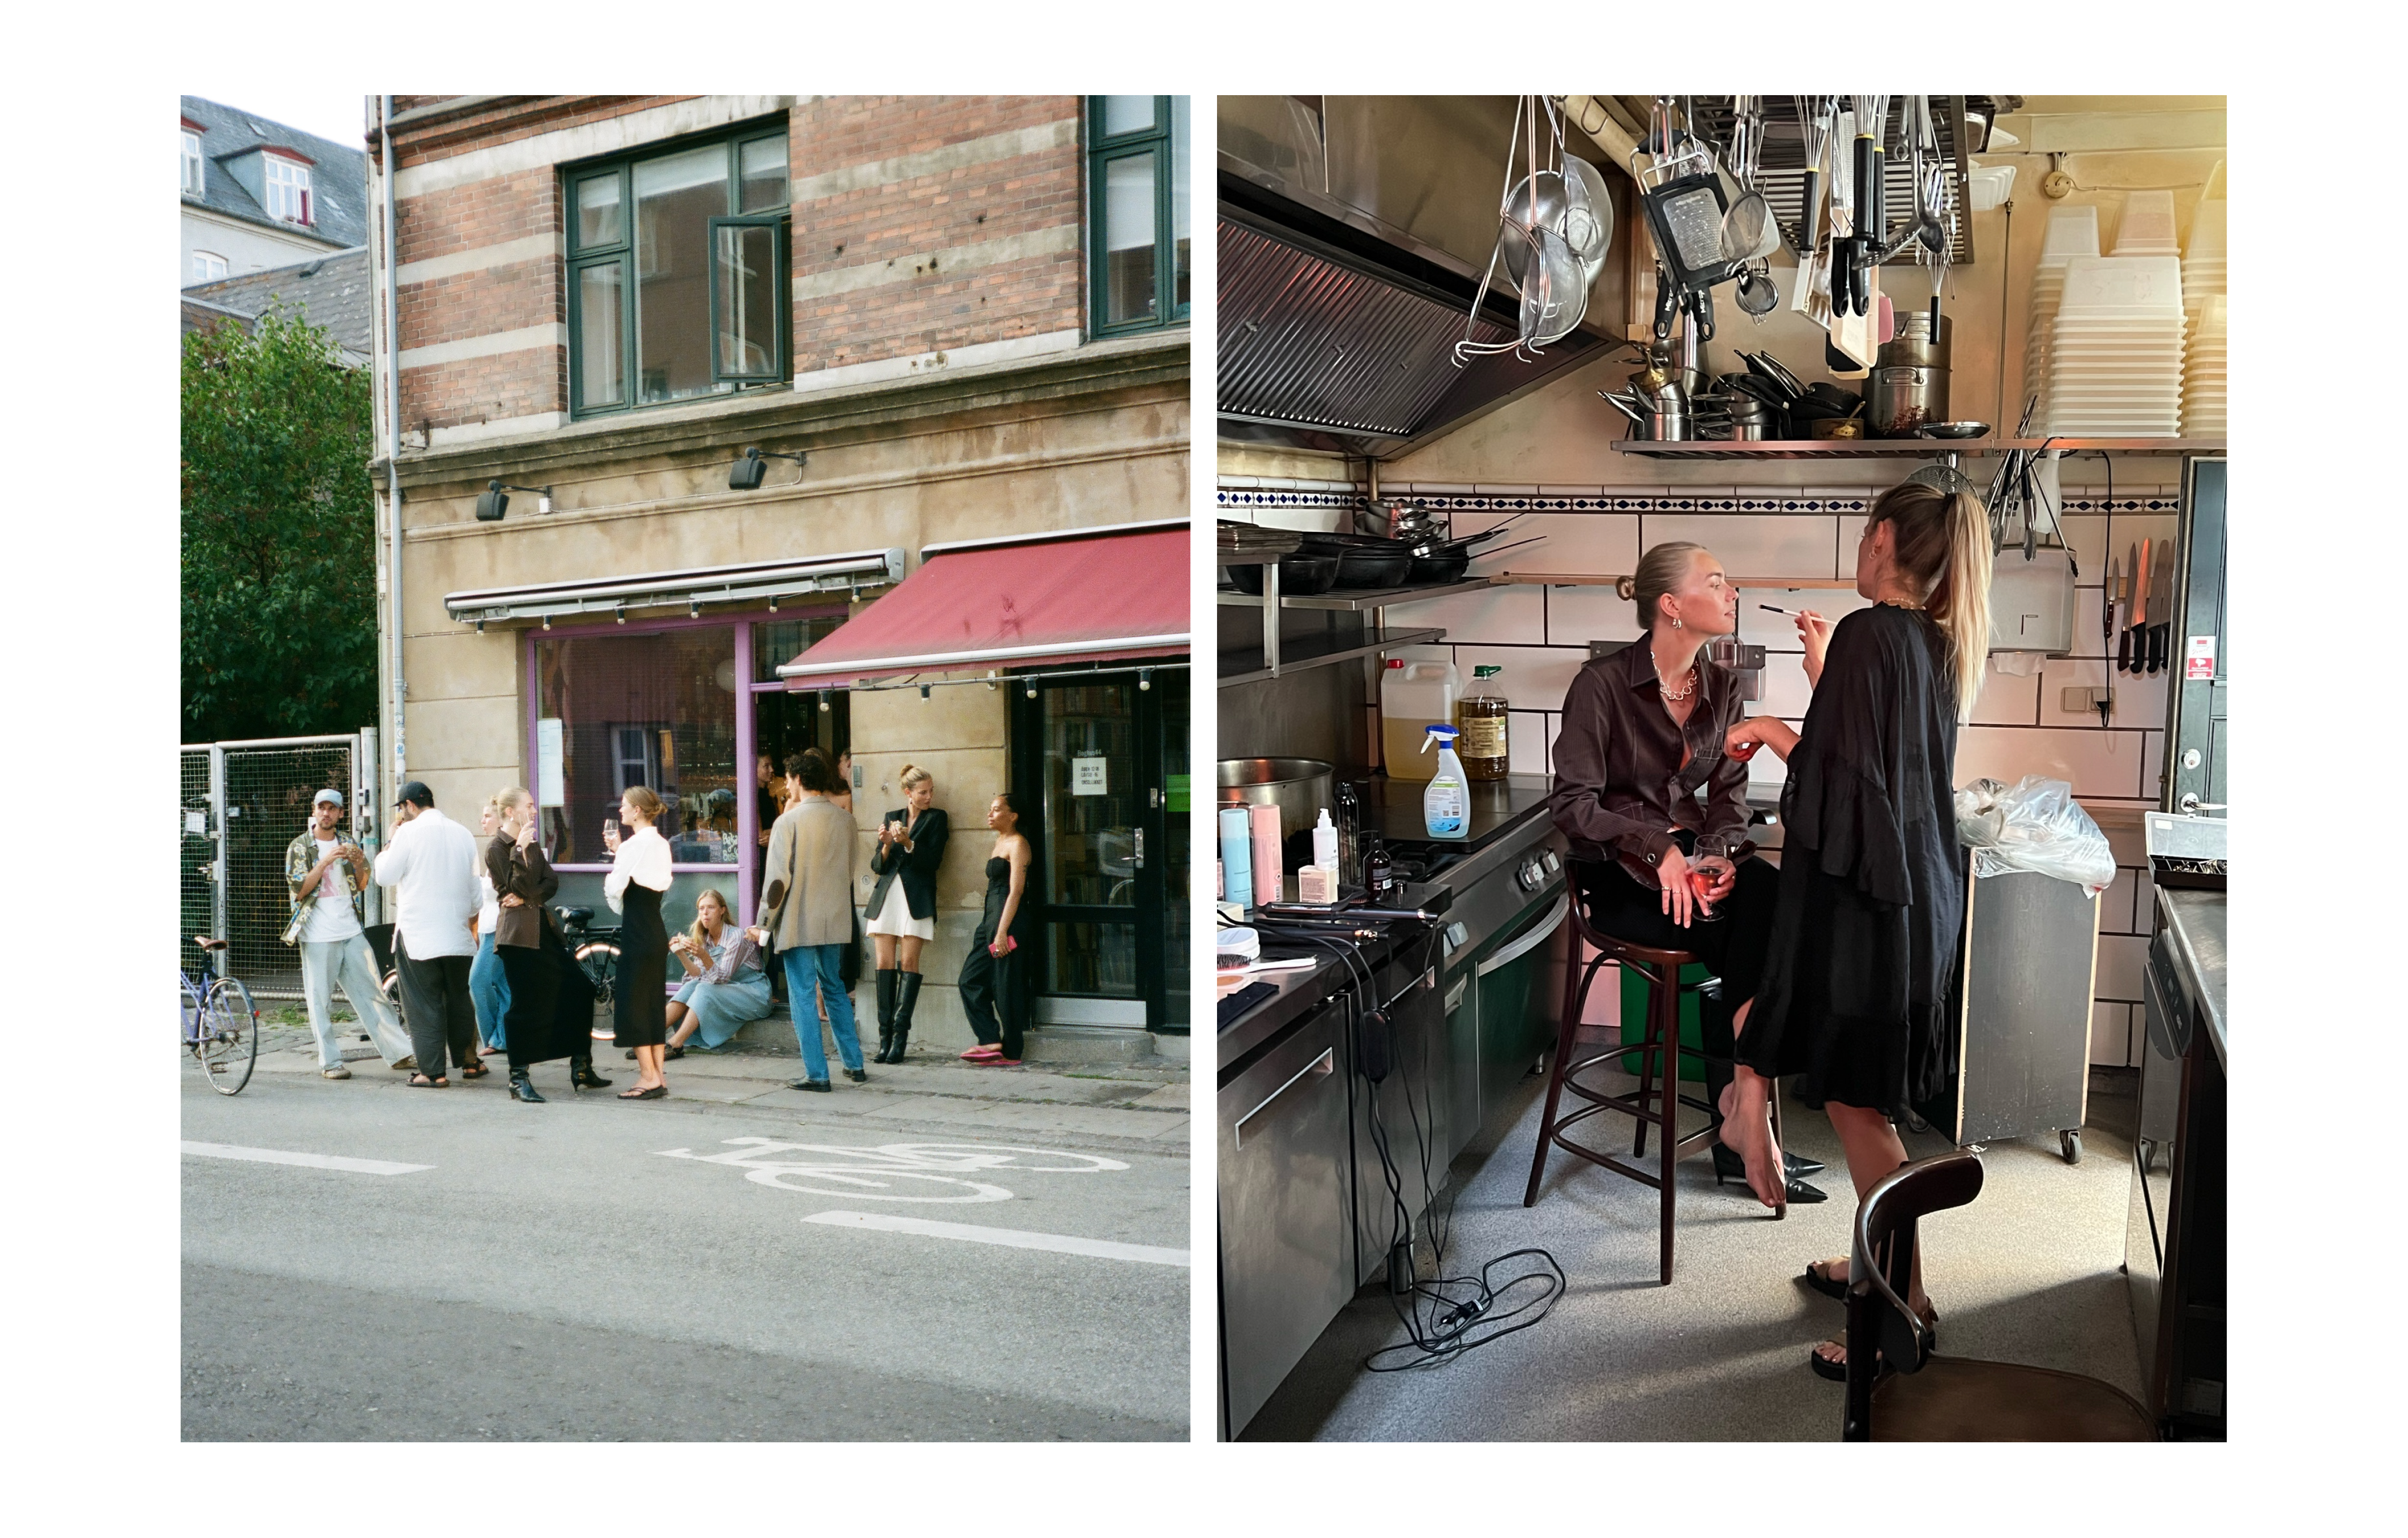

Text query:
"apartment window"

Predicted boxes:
[[191, 251, 228, 283], [565, 122, 791, 417], [1087, 96, 1190, 336], [264, 155, 312, 224], [181, 130, 204, 194]]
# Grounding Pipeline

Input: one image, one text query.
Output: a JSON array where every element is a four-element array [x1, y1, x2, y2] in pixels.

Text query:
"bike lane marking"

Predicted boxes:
[[182, 1140, 433, 1176], [801, 1210, 1189, 1267]]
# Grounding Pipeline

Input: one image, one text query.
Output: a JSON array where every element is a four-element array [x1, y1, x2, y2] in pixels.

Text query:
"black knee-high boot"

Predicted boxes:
[[886, 972, 923, 1063], [873, 968, 899, 1062]]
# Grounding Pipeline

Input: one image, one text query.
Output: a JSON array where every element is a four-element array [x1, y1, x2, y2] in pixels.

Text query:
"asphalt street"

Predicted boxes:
[[182, 1046, 1190, 1441]]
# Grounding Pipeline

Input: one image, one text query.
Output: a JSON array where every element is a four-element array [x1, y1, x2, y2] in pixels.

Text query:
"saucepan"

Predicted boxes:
[[1217, 758, 1335, 848]]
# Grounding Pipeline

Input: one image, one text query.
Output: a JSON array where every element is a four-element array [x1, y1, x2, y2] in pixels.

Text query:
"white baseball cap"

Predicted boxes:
[[313, 788, 344, 809]]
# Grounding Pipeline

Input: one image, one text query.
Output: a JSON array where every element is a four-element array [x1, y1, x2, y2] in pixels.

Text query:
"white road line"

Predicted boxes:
[[803, 1210, 1189, 1267], [181, 1141, 433, 1177]]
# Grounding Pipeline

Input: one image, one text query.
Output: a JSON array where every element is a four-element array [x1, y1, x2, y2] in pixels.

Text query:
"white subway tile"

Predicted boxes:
[[2040, 655, 2171, 732], [1507, 710, 1551, 776], [1756, 649, 1813, 717], [1383, 583, 1545, 646], [2094, 932, 2149, 1003], [1216, 508, 1259, 526], [1736, 586, 1873, 646], [1543, 711, 1563, 775], [1220, 476, 1262, 489], [2102, 824, 2148, 868], [2056, 513, 2109, 581], [2089, 1001, 2135, 1066], [2101, 511, 2179, 555], [1462, 512, 1640, 577], [1646, 514, 1844, 580], [1474, 482, 1540, 495], [1253, 507, 1348, 534], [1453, 644, 1587, 712], [2141, 730, 2165, 802], [1399, 482, 1477, 495], [1546, 584, 1646, 648], [2100, 865, 2142, 935], [1540, 484, 1607, 497], [1956, 725, 2150, 799], [1971, 664, 2041, 727]]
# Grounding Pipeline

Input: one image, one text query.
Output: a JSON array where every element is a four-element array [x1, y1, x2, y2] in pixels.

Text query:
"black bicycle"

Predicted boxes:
[[556, 905, 620, 1009]]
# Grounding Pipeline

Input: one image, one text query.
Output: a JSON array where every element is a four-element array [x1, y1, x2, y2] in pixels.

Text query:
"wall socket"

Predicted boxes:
[[2060, 686, 2110, 714]]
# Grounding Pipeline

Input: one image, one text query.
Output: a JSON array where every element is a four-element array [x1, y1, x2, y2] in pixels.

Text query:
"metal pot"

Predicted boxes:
[[1868, 365, 1950, 438], [1877, 309, 1953, 370], [1216, 758, 1336, 848]]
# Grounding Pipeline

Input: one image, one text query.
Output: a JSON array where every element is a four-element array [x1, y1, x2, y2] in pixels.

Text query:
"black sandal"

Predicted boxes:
[[1802, 1259, 1848, 1301], [617, 1084, 668, 1100], [406, 1074, 448, 1088], [460, 1062, 490, 1079]]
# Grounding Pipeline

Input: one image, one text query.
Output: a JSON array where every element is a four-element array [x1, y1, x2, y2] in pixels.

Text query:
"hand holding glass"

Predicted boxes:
[[1690, 835, 1734, 922]]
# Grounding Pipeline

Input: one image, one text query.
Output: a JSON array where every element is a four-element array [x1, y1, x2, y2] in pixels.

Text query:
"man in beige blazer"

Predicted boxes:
[[752, 748, 865, 1090]]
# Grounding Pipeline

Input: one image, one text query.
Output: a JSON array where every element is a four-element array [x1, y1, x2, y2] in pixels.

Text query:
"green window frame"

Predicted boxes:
[[1086, 96, 1190, 337], [565, 121, 791, 419]]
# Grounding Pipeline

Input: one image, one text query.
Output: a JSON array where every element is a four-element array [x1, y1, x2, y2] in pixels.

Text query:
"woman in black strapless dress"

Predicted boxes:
[[605, 785, 673, 1099], [958, 793, 1033, 1066]]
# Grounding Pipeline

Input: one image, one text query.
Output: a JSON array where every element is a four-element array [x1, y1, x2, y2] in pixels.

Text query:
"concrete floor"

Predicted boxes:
[[1241, 1062, 2145, 1441]]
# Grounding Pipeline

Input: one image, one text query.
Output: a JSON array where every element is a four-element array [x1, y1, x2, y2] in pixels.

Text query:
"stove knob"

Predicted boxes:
[[1444, 921, 1468, 954]]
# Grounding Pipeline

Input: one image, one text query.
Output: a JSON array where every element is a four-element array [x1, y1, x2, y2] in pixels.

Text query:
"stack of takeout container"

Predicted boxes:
[[2182, 198, 2226, 322], [2023, 204, 2099, 432], [2183, 294, 2226, 437], [2045, 253, 2187, 437]]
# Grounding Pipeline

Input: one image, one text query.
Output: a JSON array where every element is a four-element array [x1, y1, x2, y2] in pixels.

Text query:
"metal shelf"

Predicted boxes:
[[1219, 627, 1445, 689], [1609, 438, 2227, 462], [1216, 576, 1497, 612]]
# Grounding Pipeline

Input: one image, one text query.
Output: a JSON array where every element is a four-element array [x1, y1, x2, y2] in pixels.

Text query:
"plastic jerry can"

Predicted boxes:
[[1381, 657, 1459, 780]]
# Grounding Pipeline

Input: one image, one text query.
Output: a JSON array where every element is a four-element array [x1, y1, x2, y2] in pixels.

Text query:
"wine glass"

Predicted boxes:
[[1690, 834, 1734, 922], [602, 815, 619, 856]]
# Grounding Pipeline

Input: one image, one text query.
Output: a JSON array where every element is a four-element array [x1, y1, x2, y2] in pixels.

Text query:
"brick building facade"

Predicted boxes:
[[365, 95, 1191, 1058]]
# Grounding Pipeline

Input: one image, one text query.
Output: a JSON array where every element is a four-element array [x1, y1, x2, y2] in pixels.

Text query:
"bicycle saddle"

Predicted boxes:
[[556, 905, 595, 926], [193, 936, 229, 951]]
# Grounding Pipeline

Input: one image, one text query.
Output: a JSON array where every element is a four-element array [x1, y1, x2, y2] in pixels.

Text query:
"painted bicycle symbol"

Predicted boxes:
[[656, 1138, 1129, 1203]]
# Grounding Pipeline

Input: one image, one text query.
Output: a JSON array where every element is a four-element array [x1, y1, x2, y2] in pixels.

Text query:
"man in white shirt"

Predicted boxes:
[[281, 789, 413, 1078], [374, 781, 483, 1085]]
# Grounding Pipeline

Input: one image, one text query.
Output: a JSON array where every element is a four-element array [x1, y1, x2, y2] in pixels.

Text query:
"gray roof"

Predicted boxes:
[[182, 247, 373, 363], [181, 95, 369, 251]]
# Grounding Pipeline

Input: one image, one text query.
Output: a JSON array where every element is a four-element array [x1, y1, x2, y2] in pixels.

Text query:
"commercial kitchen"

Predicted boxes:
[[1214, 96, 2225, 1440]]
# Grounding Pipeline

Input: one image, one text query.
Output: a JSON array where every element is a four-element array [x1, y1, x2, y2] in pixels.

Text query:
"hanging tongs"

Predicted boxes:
[[1834, 95, 1889, 317]]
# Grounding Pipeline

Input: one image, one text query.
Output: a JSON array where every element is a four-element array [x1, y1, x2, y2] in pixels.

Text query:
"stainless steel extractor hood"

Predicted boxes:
[[1218, 96, 1630, 462]]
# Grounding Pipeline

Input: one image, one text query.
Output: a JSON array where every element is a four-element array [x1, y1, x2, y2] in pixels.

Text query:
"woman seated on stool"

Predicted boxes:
[[1546, 540, 1826, 1204], [664, 887, 769, 1055]]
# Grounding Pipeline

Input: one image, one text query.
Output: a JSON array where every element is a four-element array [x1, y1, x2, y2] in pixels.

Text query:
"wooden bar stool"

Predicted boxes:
[[1521, 893, 1783, 1284]]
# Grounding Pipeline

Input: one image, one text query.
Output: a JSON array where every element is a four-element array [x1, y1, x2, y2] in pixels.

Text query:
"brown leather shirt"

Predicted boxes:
[[1548, 635, 1752, 888]]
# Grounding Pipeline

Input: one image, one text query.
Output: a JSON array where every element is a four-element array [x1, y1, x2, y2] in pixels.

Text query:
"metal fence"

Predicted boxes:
[[181, 732, 377, 1000]]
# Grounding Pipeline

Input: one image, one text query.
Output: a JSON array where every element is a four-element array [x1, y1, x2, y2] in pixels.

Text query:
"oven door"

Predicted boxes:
[[1473, 891, 1570, 1137], [1218, 1003, 1352, 1438]]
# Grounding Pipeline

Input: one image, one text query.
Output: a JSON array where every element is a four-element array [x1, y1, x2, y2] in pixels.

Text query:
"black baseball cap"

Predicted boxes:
[[395, 780, 435, 809]]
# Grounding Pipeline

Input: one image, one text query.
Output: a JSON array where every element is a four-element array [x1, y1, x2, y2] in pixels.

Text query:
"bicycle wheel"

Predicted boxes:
[[180, 973, 205, 1055], [199, 977, 259, 1095], [575, 941, 620, 1041]]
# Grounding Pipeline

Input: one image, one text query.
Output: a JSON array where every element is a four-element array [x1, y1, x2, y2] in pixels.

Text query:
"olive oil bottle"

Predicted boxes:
[[1457, 664, 1509, 781]]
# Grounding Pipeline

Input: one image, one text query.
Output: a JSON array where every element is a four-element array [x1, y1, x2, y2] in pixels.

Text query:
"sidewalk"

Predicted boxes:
[[253, 1020, 1190, 1155]]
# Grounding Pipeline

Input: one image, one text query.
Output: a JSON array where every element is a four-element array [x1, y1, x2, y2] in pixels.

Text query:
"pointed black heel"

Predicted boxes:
[[509, 1071, 545, 1104], [570, 1058, 612, 1091]]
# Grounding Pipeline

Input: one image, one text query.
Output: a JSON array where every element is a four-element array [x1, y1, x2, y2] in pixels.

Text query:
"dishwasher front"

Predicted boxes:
[[1218, 1001, 1353, 1439]]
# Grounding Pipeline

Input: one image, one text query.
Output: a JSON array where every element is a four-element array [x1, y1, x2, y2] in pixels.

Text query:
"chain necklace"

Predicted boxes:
[[1655, 661, 1697, 703]]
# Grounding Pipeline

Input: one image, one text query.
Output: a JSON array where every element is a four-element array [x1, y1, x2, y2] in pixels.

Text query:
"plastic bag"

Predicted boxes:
[[1953, 775, 2115, 895]]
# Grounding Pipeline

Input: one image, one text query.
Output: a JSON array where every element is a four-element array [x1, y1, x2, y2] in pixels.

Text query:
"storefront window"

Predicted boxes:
[[533, 626, 739, 866], [1039, 681, 1139, 997]]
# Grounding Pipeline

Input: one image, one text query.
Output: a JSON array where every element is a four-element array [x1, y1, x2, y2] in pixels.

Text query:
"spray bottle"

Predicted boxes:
[[1421, 724, 1468, 838]]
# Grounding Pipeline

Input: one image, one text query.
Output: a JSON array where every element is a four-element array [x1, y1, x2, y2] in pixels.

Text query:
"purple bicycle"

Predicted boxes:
[[181, 936, 259, 1095]]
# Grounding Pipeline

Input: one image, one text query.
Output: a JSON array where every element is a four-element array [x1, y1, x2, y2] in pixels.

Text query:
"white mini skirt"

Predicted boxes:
[[864, 878, 934, 940]]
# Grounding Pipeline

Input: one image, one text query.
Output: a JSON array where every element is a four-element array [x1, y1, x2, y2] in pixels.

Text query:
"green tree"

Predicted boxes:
[[182, 305, 378, 744]]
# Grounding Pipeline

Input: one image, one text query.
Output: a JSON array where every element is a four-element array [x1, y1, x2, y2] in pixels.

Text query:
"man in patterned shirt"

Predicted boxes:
[[284, 789, 413, 1078]]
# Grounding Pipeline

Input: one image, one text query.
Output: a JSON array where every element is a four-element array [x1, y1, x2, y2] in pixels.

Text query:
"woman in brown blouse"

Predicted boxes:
[[1547, 542, 1825, 1204]]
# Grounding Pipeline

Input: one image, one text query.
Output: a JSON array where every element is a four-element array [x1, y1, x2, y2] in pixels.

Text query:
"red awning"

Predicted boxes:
[[776, 522, 1188, 688]]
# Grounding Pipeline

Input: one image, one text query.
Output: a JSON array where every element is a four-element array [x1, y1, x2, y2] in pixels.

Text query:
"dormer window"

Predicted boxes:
[[264, 155, 312, 224], [181, 130, 204, 195]]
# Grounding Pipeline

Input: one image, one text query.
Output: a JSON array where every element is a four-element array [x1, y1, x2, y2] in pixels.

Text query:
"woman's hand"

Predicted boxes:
[[602, 826, 621, 855], [1794, 609, 1832, 689], [746, 926, 771, 947], [1725, 716, 1798, 764], [501, 892, 524, 908], [990, 933, 1018, 958], [1657, 845, 1697, 928], [516, 821, 537, 850]]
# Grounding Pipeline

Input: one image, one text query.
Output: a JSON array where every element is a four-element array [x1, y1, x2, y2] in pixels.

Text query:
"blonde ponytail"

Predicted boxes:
[[1869, 482, 1993, 723]]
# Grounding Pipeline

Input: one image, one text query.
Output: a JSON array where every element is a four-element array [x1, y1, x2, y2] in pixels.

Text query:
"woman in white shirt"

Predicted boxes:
[[603, 785, 674, 1099], [467, 797, 512, 1064]]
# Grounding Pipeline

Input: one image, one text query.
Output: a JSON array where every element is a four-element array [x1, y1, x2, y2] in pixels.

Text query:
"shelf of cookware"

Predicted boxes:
[[1608, 437, 2228, 463], [1214, 576, 1500, 612], [1218, 626, 1448, 689]]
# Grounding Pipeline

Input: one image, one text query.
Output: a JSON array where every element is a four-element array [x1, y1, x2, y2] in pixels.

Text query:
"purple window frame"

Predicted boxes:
[[522, 603, 848, 921]]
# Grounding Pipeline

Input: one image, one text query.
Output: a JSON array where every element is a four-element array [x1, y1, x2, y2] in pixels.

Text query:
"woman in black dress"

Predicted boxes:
[[488, 787, 609, 1104], [957, 793, 1032, 1066], [603, 785, 673, 1100], [865, 764, 948, 1063], [1720, 480, 1991, 1377]]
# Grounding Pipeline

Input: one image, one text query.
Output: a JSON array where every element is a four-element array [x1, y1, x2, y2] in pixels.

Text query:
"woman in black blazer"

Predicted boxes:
[[864, 764, 947, 1063]]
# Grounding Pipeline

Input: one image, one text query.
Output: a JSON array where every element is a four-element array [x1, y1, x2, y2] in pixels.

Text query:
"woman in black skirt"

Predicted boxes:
[[1720, 480, 1992, 1377], [488, 788, 608, 1104], [603, 785, 673, 1100], [957, 793, 1032, 1065], [1548, 541, 1826, 1204]]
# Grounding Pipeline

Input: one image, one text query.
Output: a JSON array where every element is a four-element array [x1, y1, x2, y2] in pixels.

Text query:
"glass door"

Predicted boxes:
[[1011, 667, 1186, 1032]]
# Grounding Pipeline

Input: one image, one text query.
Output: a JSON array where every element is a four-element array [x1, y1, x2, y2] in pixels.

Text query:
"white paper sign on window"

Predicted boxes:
[[1071, 756, 1109, 796], [538, 718, 566, 807]]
